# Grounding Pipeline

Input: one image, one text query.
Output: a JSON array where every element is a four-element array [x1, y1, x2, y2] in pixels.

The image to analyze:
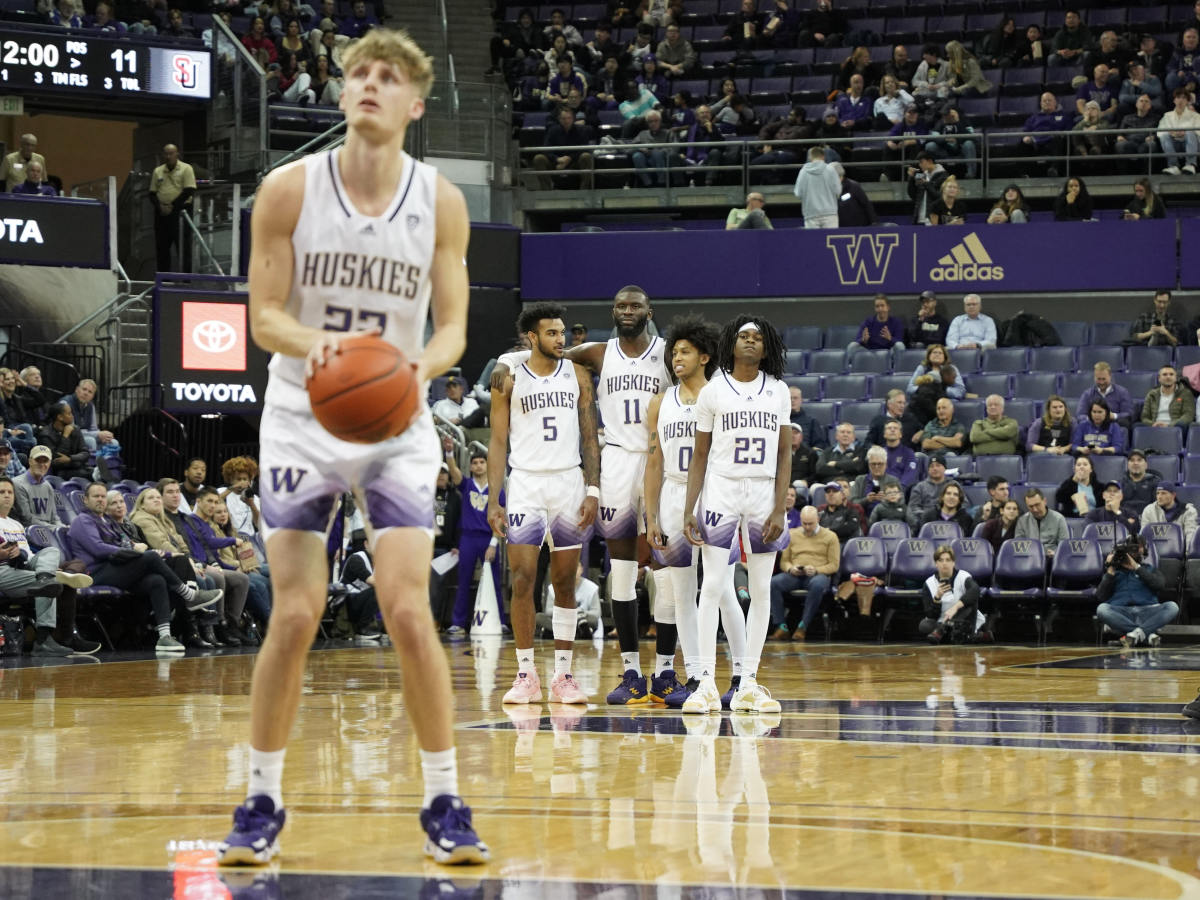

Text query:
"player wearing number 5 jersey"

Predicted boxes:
[[217, 29, 488, 868], [492, 287, 673, 706], [488, 302, 600, 706], [682, 316, 790, 715]]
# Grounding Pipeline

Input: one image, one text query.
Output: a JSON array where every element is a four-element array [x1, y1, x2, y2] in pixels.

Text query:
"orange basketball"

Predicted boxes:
[[306, 335, 421, 444]]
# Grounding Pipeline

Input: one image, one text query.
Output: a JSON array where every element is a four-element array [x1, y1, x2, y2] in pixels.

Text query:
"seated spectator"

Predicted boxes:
[[847, 294, 905, 361], [874, 74, 914, 127], [311, 54, 343, 106], [629, 109, 673, 188], [340, 0, 377, 38], [38, 403, 89, 480], [1056, 455, 1101, 518], [1137, 34, 1168, 82], [790, 423, 819, 492], [581, 22, 621, 74], [212, 497, 271, 626], [1020, 24, 1047, 66], [589, 56, 628, 110], [490, 8, 542, 78], [987, 184, 1030, 224], [726, 192, 773, 229], [885, 43, 917, 89], [790, 387, 827, 449], [1053, 176, 1094, 221], [268, 0, 313, 39], [69, 482, 222, 653], [813, 107, 849, 165], [16, 367, 52, 427], [925, 106, 978, 180], [433, 376, 486, 429], [1084, 30, 1132, 83], [277, 18, 314, 68], [220, 455, 261, 539], [920, 543, 986, 643], [1122, 449, 1161, 513], [918, 481, 973, 534], [162, 7, 193, 38], [912, 43, 949, 100], [1119, 62, 1163, 117], [1019, 93, 1071, 177], [49, 0, 82, 28], [0, 440, 23, 480], [86, 1, 127, 33], [769, 505, 839, 642], [1049, 9, 1093, 68], [817, 481, 863, 543], [2, 133, 46, 192], [273, 50, 315, 104], [682, 105, 731, 187], [1015, 487, 1068, 557], [1028, 394, 1074, 454], [11, 160, 57, 197], [981, 498, 1021, 553], [1077, 361, 1134, 429], [712, 93, 758, 135], [1142, 365, 1194, 427], [0, 369, 36, 453], [850, 447, 890, 515], [1141, 482, 1198, 544], [1072, 101, 1112, 165], [193, 486, 260, 643], [798, 0, 847, 49], [867, 389, 920, 449], [1097, 536, 1177, 647], [885, 105, 930, 177], [178, 457, 206, 512], [782, 485, 801, 530], [12, 447, 59, 528], [944, 41, 991, 97], [835, 73, 873, 131], [969, 395, 1019, 455], [751, 105, 810, 185], [979, 16, 1021, 69], [972, 475, 1010, 529], [547, 56, 587, 108], [1157, 87, 1200, 175], [837, 46, 881, 92], [61, 378, 113, 453], [242, 16, 278, 66], [0, 476, 97, 657], [1073, 399, 1125, 455], [880, 420, 918, 488], [314, 20, 349, 71], [1076, 65, 1119, 121], [1166, 28, 1200, 93], [916, 397, 967, 455], [656, 23, 696, 77], [794, 146, 841, 228], [1114, 94, 1161, 167], [633, 54, 669, 102], [531, 106, 595, 190], [816, 422, 867, 482], [906, 451, 956, 530], [906, 151, 948, 225], [906, 292, 949, 348], [945, 296, 993, 352], [868, 480, 907, 526], [928, 175, 967, 225], [106, 489, 141, 544], [1123, 177, 1167, 220], [762, 0, 803, 47], [1085, 480, 1141, 535]]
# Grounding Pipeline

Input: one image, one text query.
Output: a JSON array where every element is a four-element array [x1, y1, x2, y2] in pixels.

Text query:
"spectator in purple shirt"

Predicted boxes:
[[1076, 360, 1134, 429], [1019, 91, 1072, 176], [546, 57, 587, 108], [836, 73, 873, 131], [11, 161, 57, 197], [1075, 64, 1119, 121], [339, 0, 377, 39], [884, 104, 930, 178], [847, 293, 906, 361], [1167, 28, 1200, 93], [1072, 398, 1126, 456]]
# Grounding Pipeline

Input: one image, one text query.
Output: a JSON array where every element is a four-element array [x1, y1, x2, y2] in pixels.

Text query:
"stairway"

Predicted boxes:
[[384, 0, 494, 88]]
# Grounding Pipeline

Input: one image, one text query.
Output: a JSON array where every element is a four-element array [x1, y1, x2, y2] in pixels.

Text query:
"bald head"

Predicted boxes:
[[800, 505, 819, 534]]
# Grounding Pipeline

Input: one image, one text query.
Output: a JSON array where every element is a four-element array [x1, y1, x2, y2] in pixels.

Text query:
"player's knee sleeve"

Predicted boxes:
[[652, 568, 675, 624], [552, 604, 577, 643], [608, 558, 638, 603]]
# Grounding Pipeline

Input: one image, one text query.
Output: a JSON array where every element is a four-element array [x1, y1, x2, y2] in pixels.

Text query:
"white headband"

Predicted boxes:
[[737, 322, 761, 334]]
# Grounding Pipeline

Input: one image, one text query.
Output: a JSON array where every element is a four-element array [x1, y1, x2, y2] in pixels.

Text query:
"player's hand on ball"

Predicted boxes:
[[487, 503, 507, 539], [578, 495, 598, 529], [683, 512, 703, 547], [303, 326, 382, 379]]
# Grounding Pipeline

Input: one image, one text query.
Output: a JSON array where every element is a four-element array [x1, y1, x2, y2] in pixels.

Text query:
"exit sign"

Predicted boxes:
[[0, 96, 23, 116]]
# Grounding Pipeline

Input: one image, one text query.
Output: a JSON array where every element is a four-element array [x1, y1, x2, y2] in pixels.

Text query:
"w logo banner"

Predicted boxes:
[[825, 233, 901, 286]]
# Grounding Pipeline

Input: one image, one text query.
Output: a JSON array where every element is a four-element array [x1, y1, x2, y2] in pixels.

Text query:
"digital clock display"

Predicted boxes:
[[0, 33, 211, 101]]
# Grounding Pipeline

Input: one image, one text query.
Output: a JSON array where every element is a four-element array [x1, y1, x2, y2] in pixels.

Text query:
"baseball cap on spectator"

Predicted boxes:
[[1157, 482, 1177, 494], [920, 290, 937, 301], [643, 53, 656, 63], [0, 439, 10, 453], [446, 375, 463, 386], [823, 106, 837, 118], [319, 17, 336, 30], [789, 422, 803, 432], [1102, 480, 1123, 492], [571, 323, 587, 334], [823, 482, 844, 492], [30, 445, 52, 460], [440, 462, 450, 473], [1127, 448, 1146, 460], [1084, 99, 1100, 110]]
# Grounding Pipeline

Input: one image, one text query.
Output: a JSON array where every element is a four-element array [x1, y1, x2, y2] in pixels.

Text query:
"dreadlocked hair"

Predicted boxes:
[[715, 314, 786, 380], [664, 314, 721, 381], [517, 301, 568, 337]]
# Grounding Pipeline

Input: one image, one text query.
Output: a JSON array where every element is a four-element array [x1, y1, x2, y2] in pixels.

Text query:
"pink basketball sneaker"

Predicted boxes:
[[549, 672, 588, 704], [502, 670, 543, 704]]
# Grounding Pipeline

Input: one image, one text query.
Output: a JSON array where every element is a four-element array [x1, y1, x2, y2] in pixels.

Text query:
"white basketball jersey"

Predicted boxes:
[[509, 359, 581, 473], [695, 371, 790, 480], [266, 148, 438, 404], [657, 385, 698, 484], [596, 336, 670, 452]]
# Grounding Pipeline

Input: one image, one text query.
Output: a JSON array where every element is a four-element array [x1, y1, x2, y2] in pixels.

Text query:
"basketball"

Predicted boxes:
[[306, 335, 421, 444]]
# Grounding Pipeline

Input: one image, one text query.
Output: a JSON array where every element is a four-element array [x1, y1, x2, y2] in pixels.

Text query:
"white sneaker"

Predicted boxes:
[[1130, 627, 1147, 646], [1185, 164, 1198, 175], [731, 681, 782, 714], [1164, 165, 1182, 175], [156, 634, 185, 654], [681, 678, 721, 714], [1147, 632, 1162, 647]]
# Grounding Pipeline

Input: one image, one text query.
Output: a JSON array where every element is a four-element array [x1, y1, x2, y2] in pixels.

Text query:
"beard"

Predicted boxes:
[[614, 315, 648, 340]]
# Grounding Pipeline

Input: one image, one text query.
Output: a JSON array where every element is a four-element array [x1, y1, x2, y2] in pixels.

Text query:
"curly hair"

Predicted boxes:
[[221, 455, 259, 484], [517, 301, 567, 337], [714, 314, 786, 380], [664, 314, 721, 381]]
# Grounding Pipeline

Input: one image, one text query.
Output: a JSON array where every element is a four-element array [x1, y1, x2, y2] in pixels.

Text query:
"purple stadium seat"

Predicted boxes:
[[807, 349, 848, 374], [824, 324, 862, 348], [784, 325, 823, 349], [785, 374, 822, 398], [1089, 454, 1128, 484], [1141, 522, 1184, 560], [1012, 373, 1061, 400], [841, 536, 889, 579], [823, 375, 874, 401], [868, 520, 910, 560], [954, 399, 983, 424], [917, 520, 962, 543], [974, 455, 1024, 484], [1081, 522, 1128, 555], [950, 537, 994, 589], [1045, 538, 1104, 609], [1029, 346, 1078, 372], [838, 400, 884, 427], [980, 347, 1029, 372], [988, 538, 1047, 638], [1005, 399, 1035, 427], [1077, 346, 1125, 371], [848, 350, 893, 374], [966, 373, 1013, 399], [1132, 424, 1184, 457], [785, 349, 807, 374], [957, 95, 998, 122], [1090, 322, 1130, 346], [1026, 454, 1074, 484], [1052, 322, 1090, 345], [1125, 345, 1174, 372], [792, 73, 834, 100]]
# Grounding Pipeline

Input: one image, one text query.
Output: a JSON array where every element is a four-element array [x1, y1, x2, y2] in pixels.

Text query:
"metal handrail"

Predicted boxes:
[[262, 117, 348, 179], [180, 210, 225, 276], [54, 288, 142, 344]]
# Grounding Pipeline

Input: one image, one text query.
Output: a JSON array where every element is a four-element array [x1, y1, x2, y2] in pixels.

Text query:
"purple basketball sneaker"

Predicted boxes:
[[420, 794, 490, 865], [217, 795, 286, 866]]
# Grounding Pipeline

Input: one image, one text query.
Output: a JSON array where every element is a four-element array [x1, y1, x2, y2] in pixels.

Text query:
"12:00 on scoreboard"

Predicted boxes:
[[0, 33, 211, 101]]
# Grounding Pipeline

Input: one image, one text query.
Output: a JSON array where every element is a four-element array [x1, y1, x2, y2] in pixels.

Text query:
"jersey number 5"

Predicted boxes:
[[323, 304, 388, 333], [543, 416, 558, 441]]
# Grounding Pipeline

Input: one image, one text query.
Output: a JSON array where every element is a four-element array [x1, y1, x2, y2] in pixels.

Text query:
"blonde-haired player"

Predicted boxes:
[[217, 28, 488, 866]]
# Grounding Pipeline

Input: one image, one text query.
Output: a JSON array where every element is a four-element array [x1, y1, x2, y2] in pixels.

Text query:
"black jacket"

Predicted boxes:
[[837, 177, 877, 227], [37, 424, 89, 476], [819, 503, 863, 543]]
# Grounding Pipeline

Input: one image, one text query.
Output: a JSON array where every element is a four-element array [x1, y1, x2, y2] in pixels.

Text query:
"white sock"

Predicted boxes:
[[516, 647, 535, 675], [740, 552, 776, 681], [173, 582, 196, 600], [656, 653, 676, 676], [248, 747, 286, 810], [419, 747, 458, 808], [720, 571, 747, 677], [157, 624, 171, 638], [555, 649, 573, 676], [621, 651, 642, 675], [669, 565, 699, 680], [696, 546, 729, 680]]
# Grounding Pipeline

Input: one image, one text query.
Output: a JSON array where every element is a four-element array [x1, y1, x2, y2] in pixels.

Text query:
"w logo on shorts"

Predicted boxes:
[[703, 510, 723, 526], [508, 513, 526, 527], [269, 467, 308, 493], [599, 507, 617, 521]]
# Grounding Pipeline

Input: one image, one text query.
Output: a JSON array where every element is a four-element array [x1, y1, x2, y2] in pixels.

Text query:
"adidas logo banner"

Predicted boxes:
[[929, 233, 1004, 282]]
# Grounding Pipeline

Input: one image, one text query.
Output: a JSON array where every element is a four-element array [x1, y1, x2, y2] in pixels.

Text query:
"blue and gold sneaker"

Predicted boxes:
[[217, 795, 286, 866], [664, 676, 699, 709], [420, 795, 490, 865], [720, 675, 741, 711], [605, 669, 649, 705], [649, 669, 685, 705]]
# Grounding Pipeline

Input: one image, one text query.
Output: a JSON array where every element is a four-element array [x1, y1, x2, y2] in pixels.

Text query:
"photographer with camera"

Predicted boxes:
[[220, 456, 262, 539], [1096, 535, 1177, 648], [919, 544, 987, 644]]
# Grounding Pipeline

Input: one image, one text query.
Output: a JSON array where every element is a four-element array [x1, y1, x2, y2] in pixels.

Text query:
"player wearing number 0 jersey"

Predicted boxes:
[[682, 316, 791, 716], [488, 302, 600, 707], [219, 29, 488, 869]]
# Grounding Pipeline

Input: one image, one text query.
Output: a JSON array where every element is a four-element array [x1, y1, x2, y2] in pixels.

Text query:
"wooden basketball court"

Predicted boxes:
[[2, 640, 1199, 898]]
